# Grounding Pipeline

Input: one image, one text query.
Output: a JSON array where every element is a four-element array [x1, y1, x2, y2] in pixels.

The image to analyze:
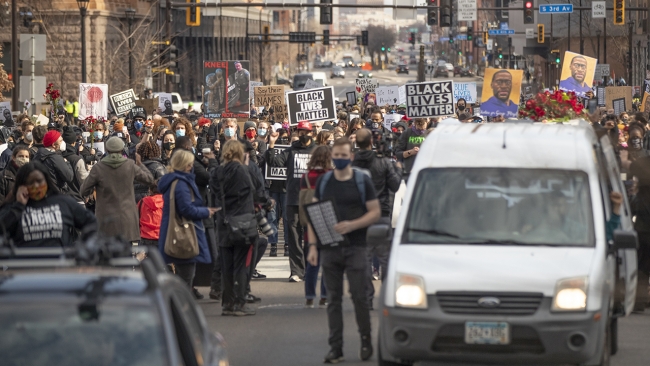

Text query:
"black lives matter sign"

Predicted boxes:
[[286, 86, 336, 126], [265, 145, 290, 180], [405, 81, 455, 118]]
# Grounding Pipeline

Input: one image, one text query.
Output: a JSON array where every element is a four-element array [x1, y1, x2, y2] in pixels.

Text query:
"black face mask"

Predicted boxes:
[[163, 142, 175, 151], [457, 105, 466, 111], [278, 138, 289, 145], [299, 135, 311, 145]]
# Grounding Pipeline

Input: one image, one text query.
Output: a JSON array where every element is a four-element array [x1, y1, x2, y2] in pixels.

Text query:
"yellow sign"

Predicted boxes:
[[559, 51, 597, 97], [480, 68, 523, 118]]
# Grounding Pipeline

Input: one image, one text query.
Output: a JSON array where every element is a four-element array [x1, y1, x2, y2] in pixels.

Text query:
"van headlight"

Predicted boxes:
[[395, 273, 427, 309], [552, 276, 588, 312]]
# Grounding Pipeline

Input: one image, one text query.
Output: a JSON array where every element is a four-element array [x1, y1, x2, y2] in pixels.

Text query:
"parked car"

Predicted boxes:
[[358, 70, 373, 78], [0, 241, 230, 366], [453, 65, 462, 76], [335, 61, 346, 67], [374, 120, 637, 366], [331, 66, 345, 78], [396, 65, 409, 75], [409, 56, 417, 65], [433, 65, 449, 78], [459, 67, 474, 77]]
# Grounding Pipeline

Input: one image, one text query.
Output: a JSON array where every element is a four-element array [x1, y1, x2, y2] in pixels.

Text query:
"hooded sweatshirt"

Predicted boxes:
[[265, 140, 316, 206], [352, 150, 402, 217]]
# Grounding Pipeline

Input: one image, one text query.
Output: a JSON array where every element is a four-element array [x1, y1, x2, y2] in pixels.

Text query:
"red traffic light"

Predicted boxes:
[[525, 1, 533, 8], [429, 0, 436, 3]]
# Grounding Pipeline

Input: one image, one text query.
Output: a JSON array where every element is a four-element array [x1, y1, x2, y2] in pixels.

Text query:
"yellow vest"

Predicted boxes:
[[65, 101, 73, 114], [73, 101, 79, 118]]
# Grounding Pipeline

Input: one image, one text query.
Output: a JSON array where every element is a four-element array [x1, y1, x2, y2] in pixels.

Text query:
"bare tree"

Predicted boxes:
[[367, 25, 396, 68], [0, 44, 13, 102]]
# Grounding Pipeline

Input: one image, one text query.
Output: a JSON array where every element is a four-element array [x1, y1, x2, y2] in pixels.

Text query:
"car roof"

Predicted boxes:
[[418, 121, 599, 171], [0, 268, 148, 294]]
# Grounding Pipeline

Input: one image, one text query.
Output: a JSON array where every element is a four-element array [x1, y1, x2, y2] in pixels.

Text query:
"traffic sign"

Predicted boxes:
[[440, 37, 449, 42], [456, 34, 468, 40], [526, 28, 534, 39], [539, 4, 574, 13], [488, 29, 515, 35], [592, 1, 606, 18]]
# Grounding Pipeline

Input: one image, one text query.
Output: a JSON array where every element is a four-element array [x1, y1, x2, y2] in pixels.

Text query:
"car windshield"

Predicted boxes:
[[0, 299, 168, 366], [404, 168, 594, 247]]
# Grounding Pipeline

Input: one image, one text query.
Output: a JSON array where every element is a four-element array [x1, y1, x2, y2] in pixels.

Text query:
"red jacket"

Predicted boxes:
[[139, 194, 164, 240], [300, 168, 330, 190]]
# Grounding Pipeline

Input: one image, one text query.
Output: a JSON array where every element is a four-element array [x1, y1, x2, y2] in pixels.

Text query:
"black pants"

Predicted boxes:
[[286, 205, 305, 278], [174, 263, 196, 288], [221, 244, 251, 309], [246, 237, 269, 294], [210, 246, 222, 293], [366, 217, 391, 306], [321, 246, 371, 350]]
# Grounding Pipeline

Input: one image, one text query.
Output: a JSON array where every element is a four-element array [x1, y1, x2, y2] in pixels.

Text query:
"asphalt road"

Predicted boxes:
[[197, 254, 650, 366]]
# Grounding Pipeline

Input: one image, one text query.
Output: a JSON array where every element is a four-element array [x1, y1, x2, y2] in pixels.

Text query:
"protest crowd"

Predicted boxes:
[[2, 50, 650, 363]]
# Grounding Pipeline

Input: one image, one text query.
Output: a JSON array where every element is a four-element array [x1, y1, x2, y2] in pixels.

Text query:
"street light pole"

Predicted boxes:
[[126, 8, 136, 88], [596, 30, 601, 61], [77, 0, 89, 83]]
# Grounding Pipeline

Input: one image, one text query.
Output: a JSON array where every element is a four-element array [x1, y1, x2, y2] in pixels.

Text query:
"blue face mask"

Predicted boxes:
[[176, 129, 185, 137], [332, 158, 351, 170], [258, 128, 267, 136], [224, 127, 236, 137], [93, 131, 103, 139], [134, 121, 143, 130]]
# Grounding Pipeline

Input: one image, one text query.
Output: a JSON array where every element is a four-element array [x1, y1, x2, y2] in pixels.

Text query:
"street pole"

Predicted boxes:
[[579, 0, 583, 54], [245, 6, 250, 60], [629, 20, 634, 84], [596, 30, 601, 61], [30, 35, 35, 116], [259, 9, 263, 82], [11, 0, 18, 111], [417, 45, 425, 82], [166, 0, 171, 93], [567, 12, 570, 51], [127, 12, 134, 88], [80, 7, 87, 83]]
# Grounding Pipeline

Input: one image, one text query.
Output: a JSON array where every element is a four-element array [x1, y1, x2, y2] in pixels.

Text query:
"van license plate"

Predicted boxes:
[[464, 322, 510, 345]]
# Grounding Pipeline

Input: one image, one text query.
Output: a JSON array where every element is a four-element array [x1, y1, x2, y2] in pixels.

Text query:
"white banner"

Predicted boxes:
[[453, 82, 478, 103], [376, 86, 400, 106], [78, 83, 108, 120]]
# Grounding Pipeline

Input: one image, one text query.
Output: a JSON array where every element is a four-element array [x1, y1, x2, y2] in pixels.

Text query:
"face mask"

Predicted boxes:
[[332, 158, 351, 170], [93, 131, 103, 139], [176, 129, 185, 137], [224, 127, 236, 137], [457, 105, 465, 111], [156, 139, 162, 148], [163, 142, 175, 151], [59, 141, 66, 152], [328, 140, 334, 147], [630, 137, 643, 150], [371, 122, 380, 130], [245, 130, 257, 139], [25, 132, 33, 142], [258, 128, 267, 136], [27, 183, 48, 201], [15, 157, 29, 167], [134, 121, 144, 130], [299, 134, 311, 145]]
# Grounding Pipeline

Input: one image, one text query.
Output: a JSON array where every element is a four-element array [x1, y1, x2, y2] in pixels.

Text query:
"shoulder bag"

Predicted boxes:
[[217, 166, 258, 245], [164, 180, 200, 259]]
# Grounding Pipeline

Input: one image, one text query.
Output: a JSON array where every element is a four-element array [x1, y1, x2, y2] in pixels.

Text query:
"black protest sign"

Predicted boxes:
[[109, 89, 137, 117], [405, 81, 455, 118], [130, 106, 146, 119], [265, 144, 290, 180], [286, 86, 336, 126]]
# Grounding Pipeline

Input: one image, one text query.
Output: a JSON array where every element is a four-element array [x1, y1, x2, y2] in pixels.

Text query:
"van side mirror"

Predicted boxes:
[[612, 230, 638, 251], [367, 224, 391, 244]]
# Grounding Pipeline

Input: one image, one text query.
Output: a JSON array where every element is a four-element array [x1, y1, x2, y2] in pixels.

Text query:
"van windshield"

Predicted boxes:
[[404, 168, 594, 247], [293, 74, 312, 89]]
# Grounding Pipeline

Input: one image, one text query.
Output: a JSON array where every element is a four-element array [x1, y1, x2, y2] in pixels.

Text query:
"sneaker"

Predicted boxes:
[[372, 269, 380, 281], [233, 304, 256, 316], [269, 246, 278, 257], [252, 270, 267, 280], [319, 298, 328, 308], [324, 348, 344, 364], [284, 244, 289, 256], [359, 335, 373, 361], [192, 288, 204, 300], [209, 290, 221, 301], [305, 299, 315, 308], [246, 294, 262, 303], [289, 275, 303, 283], [222, 306, 234, 316]]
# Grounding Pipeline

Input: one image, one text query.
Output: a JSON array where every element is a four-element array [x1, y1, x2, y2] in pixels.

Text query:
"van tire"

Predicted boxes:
[[377, 336, 413, 366], [610, 318, 618, 356]]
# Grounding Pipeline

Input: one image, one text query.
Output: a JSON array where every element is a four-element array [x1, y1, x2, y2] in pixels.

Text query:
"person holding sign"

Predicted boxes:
[[481, 70, 519, 118], [306, 137, 380, 364], [559, 55, 592, 97]]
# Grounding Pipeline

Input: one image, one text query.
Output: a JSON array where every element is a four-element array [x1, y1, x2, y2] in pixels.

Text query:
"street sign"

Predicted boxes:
[[500, 22, 509, 30], [526, 28, 534, 39], [440, 37, 449, 42], [592, 1, 606, 18], [458, 0, 477, 21], [595, 64, 610, 79], [20, 34, 47, 61], [486, 39, 493, 51], [488, 29, 515, 35], [456, 34, 468, 40], [539, 4, 574, 13]]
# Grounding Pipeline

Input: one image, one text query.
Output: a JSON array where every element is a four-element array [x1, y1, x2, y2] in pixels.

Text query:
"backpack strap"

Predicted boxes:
[[317, 170, 334, 200], [353, 170, 366, 204]]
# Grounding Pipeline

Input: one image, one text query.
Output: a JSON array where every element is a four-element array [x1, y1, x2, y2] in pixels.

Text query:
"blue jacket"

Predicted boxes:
[[158, 170, 212, 264]]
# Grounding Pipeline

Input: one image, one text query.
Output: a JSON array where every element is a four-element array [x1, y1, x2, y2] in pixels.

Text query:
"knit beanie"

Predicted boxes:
[[105, 136, 125, 153], [42, 130, 61, 147], [244, 121, 257, 131], [61, 126, 77, 144]]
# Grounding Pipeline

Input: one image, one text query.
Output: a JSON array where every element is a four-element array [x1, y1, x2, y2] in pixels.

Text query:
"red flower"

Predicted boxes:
[[535, 106, 545, 117], [525, 99, 535, 109]]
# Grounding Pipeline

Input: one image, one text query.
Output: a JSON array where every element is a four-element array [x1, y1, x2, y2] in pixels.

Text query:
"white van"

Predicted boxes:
[[373, 121, 638, 366]]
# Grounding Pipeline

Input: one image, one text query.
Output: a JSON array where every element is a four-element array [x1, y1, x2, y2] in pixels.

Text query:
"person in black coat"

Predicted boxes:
[[134, 140, 167, 203], [0, 146, 30, 203]]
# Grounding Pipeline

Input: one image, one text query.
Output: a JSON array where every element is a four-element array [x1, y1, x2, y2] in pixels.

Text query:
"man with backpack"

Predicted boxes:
[[306, 137, 381, 364], [33, 130, 74, 195]]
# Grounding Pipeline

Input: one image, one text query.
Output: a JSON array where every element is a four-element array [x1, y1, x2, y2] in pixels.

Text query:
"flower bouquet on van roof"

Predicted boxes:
[[519, 90, 588, 122]]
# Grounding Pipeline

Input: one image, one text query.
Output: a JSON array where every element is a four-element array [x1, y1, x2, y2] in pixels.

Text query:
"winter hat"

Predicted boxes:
[[61, 126, 77, 144], [244, 120, 257, 131], [105, 136, 125, 153], [43, 130, 61, 147]]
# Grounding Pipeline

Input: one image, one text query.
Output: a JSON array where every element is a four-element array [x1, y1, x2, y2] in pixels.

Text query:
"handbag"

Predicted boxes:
[[164, 180, 200, 259], [217, 166, 258, 245], [299, 174, 315, 226]]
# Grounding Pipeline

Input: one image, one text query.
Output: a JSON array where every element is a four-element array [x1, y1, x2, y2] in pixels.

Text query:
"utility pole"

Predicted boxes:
[[417, 45, 425, 82], [11, 0, 18, 111], [166, 0, 171, 93], [579, 0, 583, 54]]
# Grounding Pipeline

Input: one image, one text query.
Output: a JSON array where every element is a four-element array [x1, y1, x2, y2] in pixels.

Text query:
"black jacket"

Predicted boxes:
[[352, 149, 402, 217], [210, 161, 255, 247], [0, 162, 18, 203], [265, 140, 316, 206], [134, 158, 167, 203], [33, 147, 74, 193], [61, 146, 86, 202]]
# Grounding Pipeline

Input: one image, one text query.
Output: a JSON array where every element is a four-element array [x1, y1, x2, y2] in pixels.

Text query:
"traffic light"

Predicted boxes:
[[323, 30, 330, 45], [427, 0, 438, 26], [498, 48, 503, 59], [410, 32, 416, 45], [320, 0, 332, 25], [551, 50, 560, 63], [449, 38, 454, 44], [381, 43, 386, 52], [614, 0, 624, 25], [186, 0, 200, 26], [440, 0, 452, 27], [162, 44, 177, 69], [263, 25, 270, 45], [19, 7, 32, 28], [523, 1, 534, 24], [483, 31, 488, 45], [467, 26, 473, 41], [537, 24, 544, 43], [361, 30, 369, 46]]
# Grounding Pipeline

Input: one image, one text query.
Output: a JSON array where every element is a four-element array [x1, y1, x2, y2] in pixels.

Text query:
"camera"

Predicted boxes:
[[255, 208, 275, 237]]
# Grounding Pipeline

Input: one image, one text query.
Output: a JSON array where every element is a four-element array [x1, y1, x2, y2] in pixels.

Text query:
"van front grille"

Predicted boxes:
[[436, 292, 544, 316]]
